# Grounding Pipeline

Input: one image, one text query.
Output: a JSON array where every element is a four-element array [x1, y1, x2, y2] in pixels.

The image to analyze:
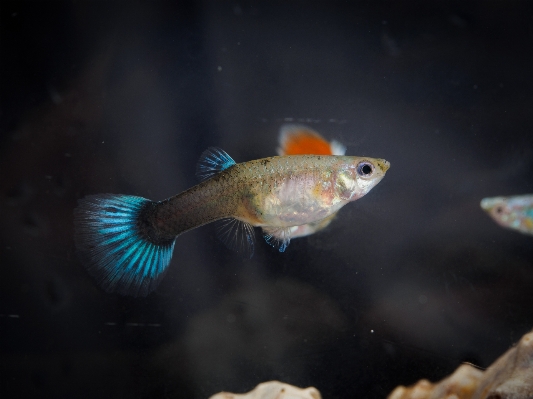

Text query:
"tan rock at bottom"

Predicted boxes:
[[472, 330, 533, 399], [209, 381, 321, 399], [387, 364, 484, 399], [387, 330, 533, 399]]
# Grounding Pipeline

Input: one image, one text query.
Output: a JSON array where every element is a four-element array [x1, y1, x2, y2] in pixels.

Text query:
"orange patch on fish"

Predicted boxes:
[[312, 182, 324, 198]]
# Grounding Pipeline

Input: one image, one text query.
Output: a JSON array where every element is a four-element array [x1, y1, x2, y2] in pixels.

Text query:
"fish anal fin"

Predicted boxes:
[[196, 147, 236, 181], [262, 226, 292, 252], [278, 124, 337, 156], [216, 218, 255, 258]]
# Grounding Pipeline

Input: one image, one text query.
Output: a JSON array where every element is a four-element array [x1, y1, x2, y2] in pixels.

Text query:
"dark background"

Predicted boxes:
[[1, 1, 532, 398]]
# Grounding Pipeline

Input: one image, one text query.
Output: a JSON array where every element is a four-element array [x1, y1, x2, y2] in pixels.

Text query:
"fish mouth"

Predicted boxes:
[[480, 198, 492, 210], [377, 159, 390, 173], [480, 197, 502, 211]]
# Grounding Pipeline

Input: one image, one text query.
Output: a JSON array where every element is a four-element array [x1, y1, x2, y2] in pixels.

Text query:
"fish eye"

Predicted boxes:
[[495, 206, 503, 214], [356, 161, 374, 177]]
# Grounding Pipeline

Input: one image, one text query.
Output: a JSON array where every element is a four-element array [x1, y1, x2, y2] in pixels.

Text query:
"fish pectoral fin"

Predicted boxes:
[[196, 147, 236, 181], [262, 226, 292, 252], [215, 218, 255, 258]]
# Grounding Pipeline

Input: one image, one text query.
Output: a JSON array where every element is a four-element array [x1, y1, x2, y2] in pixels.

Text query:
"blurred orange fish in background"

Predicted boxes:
[[277, 124, 347, 157]]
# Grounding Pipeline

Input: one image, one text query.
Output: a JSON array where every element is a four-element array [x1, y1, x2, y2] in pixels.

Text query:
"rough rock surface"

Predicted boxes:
[[387, 330, 533, 399], [209, 381, 321, 399]]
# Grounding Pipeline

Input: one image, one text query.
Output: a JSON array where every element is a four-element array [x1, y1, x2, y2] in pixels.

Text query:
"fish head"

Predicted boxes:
[[480, 196, 514, 228], [335, 157, 390, 201], [481, 195, 533, 235]]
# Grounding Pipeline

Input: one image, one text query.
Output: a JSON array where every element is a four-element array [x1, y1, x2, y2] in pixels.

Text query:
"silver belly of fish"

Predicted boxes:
[[258, 177, 346, 227]]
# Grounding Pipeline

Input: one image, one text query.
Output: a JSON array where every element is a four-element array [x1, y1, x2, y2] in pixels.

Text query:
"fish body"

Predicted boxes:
[[480, 194, 533, 236], [75, 141, 389, 296], [276, 125, 347, 238], [147, 154, 388, 237]]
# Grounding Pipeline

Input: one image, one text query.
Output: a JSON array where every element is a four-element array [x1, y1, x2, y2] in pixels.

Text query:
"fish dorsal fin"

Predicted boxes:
[[196, 147, 236, 181], [216, 218, 255, 258], [277, 124, 345, 156], [262, 226, 292, 252]]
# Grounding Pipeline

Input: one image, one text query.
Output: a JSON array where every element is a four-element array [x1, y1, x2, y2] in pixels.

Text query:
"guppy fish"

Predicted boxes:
[[75, 146, 390, 296], [276, 125, 347, 238], [480, 194, 533, 236]]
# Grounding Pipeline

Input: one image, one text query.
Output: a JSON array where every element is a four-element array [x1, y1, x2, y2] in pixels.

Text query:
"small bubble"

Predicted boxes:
[[370, 329, 374, 333], [217, 66, 222, 71]]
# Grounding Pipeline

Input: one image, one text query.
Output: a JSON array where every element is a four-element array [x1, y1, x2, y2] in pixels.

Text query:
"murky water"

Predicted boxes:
[[1, 2, 532, 398]]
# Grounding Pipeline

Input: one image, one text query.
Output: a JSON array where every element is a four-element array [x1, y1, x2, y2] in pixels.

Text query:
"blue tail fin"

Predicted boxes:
[[74, 194, 175, 297]]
